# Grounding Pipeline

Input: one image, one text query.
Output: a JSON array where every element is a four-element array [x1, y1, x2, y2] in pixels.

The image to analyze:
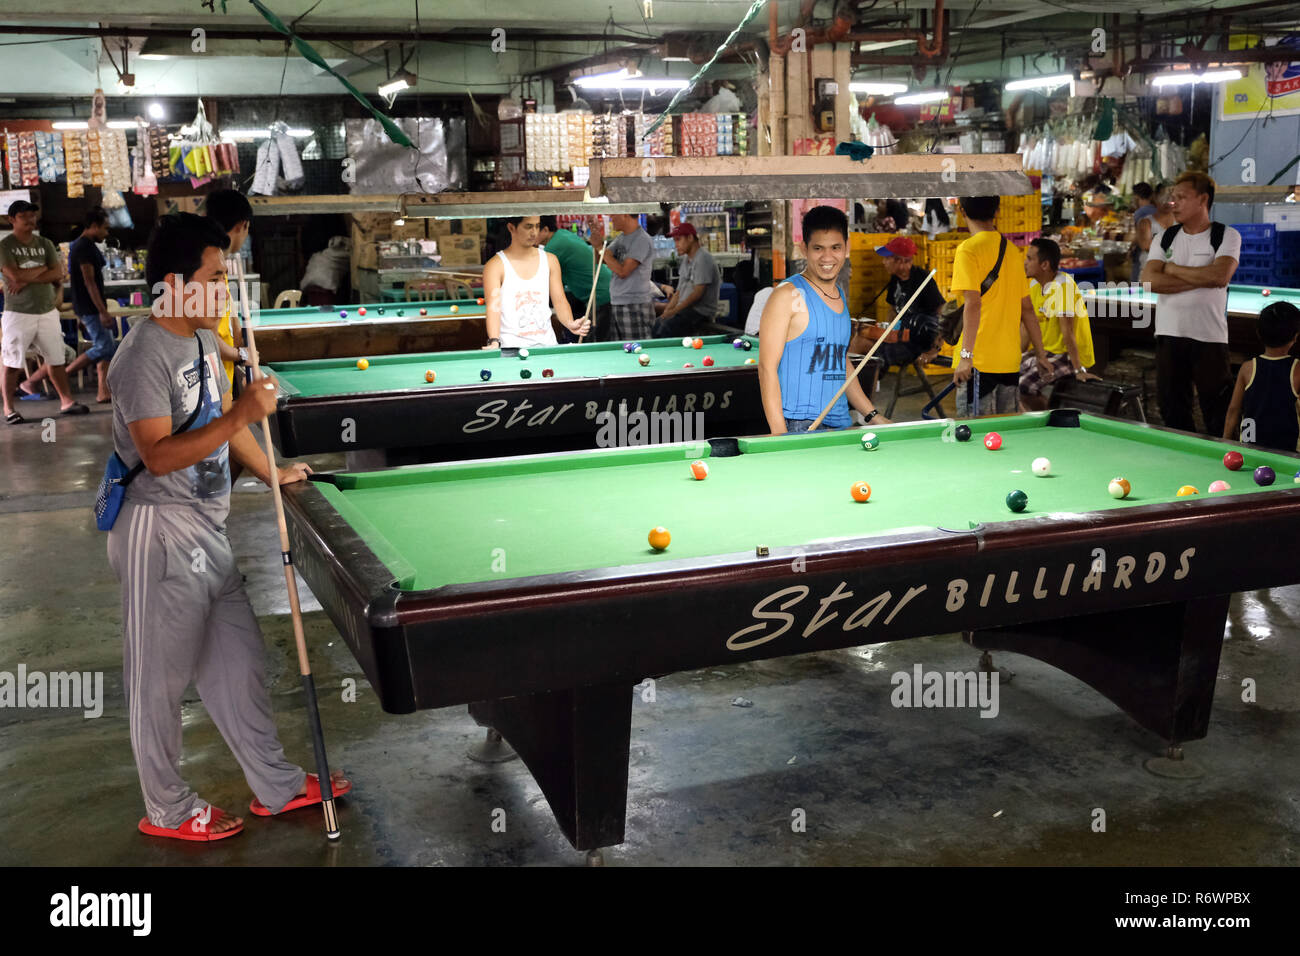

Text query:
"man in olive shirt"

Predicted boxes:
[[1, 200, 88, 423], [653, 222, 721, 339], [538, 216, 612, 341]]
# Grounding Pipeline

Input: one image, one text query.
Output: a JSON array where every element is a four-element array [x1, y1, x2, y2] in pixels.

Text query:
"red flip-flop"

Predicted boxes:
[[249, 772, 352, 817], [137, 807, 243, 842]]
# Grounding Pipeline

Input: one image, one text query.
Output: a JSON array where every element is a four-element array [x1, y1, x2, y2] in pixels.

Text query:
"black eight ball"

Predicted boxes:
[[955, 424, 972, 442]]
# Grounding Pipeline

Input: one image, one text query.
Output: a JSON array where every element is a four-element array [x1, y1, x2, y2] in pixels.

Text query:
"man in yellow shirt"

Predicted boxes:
[[1020, 238, 1101, 410], [951, 196, 1050, 416], [205, 189, 254, 387]]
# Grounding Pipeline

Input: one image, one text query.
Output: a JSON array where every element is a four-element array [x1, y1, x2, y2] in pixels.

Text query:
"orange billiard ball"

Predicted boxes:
[[476, 297, 484, 305], [356, 358, 370, 370], [851, 481, 872, 502], [450, 305, 459, 313], [425, 370, 436, 383], [648, 526, 671, 551], [690, 460, 709, 480], [692, 338, 704, 349], [1108, 477, 1130, 499]]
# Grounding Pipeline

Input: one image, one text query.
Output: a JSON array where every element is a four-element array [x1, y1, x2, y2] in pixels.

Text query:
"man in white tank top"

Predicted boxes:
[[481, 216, 589, 349]]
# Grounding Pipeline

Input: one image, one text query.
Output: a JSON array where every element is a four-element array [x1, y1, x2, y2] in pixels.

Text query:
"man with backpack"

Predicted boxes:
[[1139, 171, 1241, 435]]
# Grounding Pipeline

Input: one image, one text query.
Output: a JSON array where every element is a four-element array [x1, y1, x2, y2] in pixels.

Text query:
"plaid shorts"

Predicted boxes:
[[1019, 352, 1075, 396], [608, 302, 656, 342]]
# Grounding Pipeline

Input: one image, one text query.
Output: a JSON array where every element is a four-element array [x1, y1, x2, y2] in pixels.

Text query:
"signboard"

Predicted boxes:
[[1222, 34, 1300, 120]]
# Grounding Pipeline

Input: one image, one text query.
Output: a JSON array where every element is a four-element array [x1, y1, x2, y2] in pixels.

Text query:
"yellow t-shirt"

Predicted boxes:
[[217, 274, 235, 386], [1029, 272, 1095, 367], [950, 231, 1030, 374]]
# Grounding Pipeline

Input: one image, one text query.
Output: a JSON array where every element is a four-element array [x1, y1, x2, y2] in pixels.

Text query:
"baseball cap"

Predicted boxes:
[[875, 236, 917, 257], [6, 200, 38, 217], [669, 222, 697, 238]]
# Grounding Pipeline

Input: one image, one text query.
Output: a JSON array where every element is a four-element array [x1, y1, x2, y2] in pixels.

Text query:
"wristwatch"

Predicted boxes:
[[1075, 365, 1088, 375], [864, 409, 880, 423], [235, 347, 249, 366], [960, 348, 974, 360], [486, 337, 500, 345]]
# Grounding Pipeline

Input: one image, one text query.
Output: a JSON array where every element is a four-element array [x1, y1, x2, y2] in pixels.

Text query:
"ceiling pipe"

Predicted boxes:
[[850, 11, 950, 66]]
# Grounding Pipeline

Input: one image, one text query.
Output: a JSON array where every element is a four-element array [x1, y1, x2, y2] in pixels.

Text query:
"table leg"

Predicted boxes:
[[469, 681, 634, 852], [964, 593, 1231, 747]]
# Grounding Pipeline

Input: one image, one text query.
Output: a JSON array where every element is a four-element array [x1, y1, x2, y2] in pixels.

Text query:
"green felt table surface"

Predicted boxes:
[[1083, 284, 1300, 316], [311, 413, 1300, 591], [269, 334, 758, 397], [246, 298, 484, 329]]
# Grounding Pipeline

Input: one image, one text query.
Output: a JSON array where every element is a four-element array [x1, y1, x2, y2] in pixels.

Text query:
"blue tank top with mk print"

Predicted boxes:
[[776, 273, 851, 427]]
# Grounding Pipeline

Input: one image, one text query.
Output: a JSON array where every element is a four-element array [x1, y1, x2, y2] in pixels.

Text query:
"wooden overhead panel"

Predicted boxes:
[[588, 155, 1033, 200]]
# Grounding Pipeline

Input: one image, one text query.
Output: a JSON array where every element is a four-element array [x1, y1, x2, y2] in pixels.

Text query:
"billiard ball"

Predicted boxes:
[[476, 297, 484, 305], [851, 481, 872, 502], [1005, 490, 1028, 512], [861, 432, 880, 451], [692, 338, 704, 349], [424, 370, 436, 383], [1223, 451, 1244, 471], [1261, 289, 1271, 297], [520, 368, 532, 379], [1254, 465, 1276, 486], [377, 308, 385, 315], [690, 460, 709, 480], [684, 363, 694, 368], [1031, 457, 1051, 477], [358, 307, 366, 316], [339, 310, 348, 318], [984, 432, 1002, 451], [682, 337, 693, 348], [744, 358, 756, 365], [450, 305, 459, 313], [519, 348, 530, 359], [1108, 477, 1131, 499], [1176, 485, 1198, 497], [542, 368, 554, 377], [419, 308, 428, 316], [702, 356, 715, 366], [356, 359, 369, 370], [396, 309, 405, 317], [638, 354, 651, 366], [1209, 480, 1231, 493], [648, 527, 671, 551], [742, 340, 753, 351], [733, 338, 744, 349], [623, 342, 634, 353], [954, 424, 972, 442], [1295, 470, 1300, 484], [480, 369, 492, 381], [633, 344, 643, 353]]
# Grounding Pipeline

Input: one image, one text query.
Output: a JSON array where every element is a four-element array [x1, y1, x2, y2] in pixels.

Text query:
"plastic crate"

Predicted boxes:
[[1231, 223, 1276, 257], [1237, 253, 1277, 272], [1233, 265, 1275, 286]]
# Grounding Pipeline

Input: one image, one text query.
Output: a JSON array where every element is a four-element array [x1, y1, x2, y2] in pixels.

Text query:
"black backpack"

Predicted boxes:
[[1158, 221, 1226, 258]]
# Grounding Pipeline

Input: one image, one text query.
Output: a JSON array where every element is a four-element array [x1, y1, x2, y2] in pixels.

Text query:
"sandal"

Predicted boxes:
[[59, 403, 90, 415], [249, 772, 352, 817], [137, 807, 243, 842], [5, 412, 25, 425]]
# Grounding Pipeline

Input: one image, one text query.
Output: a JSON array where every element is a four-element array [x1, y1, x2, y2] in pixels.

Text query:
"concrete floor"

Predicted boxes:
[[1, 364, 1297, 867]]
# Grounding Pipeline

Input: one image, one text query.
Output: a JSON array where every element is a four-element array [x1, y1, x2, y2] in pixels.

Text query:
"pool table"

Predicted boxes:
[[1081, 284, 1300, 370], [244, 298, 492, 363], [266, 334, 766, 466], [282, 410, 1300, 852]]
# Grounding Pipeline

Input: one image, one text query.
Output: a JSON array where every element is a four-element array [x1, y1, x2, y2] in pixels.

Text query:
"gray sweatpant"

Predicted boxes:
[[107, 501, 305, 827]]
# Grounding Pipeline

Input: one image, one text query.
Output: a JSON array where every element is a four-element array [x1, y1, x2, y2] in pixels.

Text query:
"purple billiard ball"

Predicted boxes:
[[623, 343, 634, 353], [1253, 465, 1275, 487], [339, 310, 348, 318], [733, 338, 744, 349]]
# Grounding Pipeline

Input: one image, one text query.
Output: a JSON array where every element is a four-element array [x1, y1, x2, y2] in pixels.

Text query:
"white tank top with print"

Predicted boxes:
[[495, 248, 557, 348]]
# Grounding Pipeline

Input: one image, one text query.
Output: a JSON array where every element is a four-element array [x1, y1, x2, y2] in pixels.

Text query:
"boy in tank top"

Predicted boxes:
[[1224, 302, 1300, 453], [482, 216, 590, 349]]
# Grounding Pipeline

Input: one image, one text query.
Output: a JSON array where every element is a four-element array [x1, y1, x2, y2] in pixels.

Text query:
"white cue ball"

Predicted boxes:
[[519, 348, 529, 358], [1031, 457, 1051, 477], [682, 337, 693, 348]]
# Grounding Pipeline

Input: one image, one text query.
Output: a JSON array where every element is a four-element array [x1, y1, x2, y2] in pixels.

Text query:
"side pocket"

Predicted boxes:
[[154, 530, 172, 583]]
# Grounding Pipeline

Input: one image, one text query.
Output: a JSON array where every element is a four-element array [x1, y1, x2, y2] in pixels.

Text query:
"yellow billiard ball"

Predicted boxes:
[[450, 305, 459, 313], [1176, 485, 1198, 497], [356, 359, 370, 370], [648, 527, 671, 551]]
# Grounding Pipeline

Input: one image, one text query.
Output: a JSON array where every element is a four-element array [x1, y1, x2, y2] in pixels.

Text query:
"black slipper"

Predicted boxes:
[[5, 411, 25, 425], [59, 403, 90, 416]]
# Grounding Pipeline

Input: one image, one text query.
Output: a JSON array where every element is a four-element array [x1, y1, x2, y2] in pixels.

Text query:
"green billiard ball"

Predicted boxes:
[[1006, 489, 1028, 512], [520, 368, 532, 379], [861, 432, 880, 451]]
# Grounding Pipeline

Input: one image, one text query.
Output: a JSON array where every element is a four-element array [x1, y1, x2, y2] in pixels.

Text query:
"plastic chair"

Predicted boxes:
[[273, 289, 303, 309]]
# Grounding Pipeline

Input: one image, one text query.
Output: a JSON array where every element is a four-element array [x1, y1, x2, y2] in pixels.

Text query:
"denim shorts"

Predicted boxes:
[[784, 418, 850, 433], [79, 314, 118, 362]]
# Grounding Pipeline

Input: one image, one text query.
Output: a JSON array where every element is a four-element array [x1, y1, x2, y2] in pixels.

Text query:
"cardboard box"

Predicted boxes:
[[428, 219, 454, 237], [391, 219, 427, 240], [460, 218, 487, 236], [440, 235, 483, 266]]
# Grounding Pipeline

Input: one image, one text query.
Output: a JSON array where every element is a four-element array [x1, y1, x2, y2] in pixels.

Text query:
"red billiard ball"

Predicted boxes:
[[358, 307, 367, 316], [983, 432, 1003, 451], [542, 368, 555, 377], [476, 297, 485, 305], [683, 363, 694, 368], [1261, 289, 1271, 297], [419, 308, 428, 316], [1223, 451, 1244, 471], [702, 356, 715, 367]]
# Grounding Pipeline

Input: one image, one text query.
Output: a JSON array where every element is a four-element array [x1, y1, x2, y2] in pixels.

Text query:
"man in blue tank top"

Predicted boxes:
[[756, 205, 889, 434]]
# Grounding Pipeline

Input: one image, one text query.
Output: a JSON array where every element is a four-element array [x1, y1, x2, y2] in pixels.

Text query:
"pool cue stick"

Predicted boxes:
[[577, 238, 608, 343], [807, 269, 937, 432], [232, 257, 341, 842]]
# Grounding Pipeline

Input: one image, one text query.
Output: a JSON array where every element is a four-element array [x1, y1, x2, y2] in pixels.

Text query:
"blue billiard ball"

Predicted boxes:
[[1253, 465, 1275, 487], [1294, 470, 1300, 484], [480, 369, 492, 381], [339, 310, 348, 318]]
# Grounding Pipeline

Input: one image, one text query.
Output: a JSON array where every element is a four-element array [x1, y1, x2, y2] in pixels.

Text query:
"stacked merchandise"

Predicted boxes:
[[63, 131, 85, 197], [677, 113, 718, 157], [847, 232, 894, 316], [1230, 224, 1277, 286], [566, 112, 593, 170], [34, 131, 66, 183], [4, 132, 40, 187], [591, 114, 627, 159], [100, 128, 132, 191], [524, 112, 565, 173], [716, 113, 735, 155], [632, 112, 672, 157]]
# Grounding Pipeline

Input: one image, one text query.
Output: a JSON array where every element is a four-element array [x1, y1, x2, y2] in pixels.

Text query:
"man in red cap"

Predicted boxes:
[[653, 221, 721, 339], [872, 236, 945, 369]]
